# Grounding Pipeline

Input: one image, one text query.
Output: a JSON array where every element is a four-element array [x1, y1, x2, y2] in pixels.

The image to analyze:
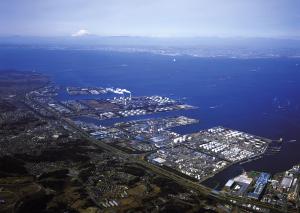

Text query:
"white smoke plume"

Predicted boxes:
[[106, 88, 131, 94]]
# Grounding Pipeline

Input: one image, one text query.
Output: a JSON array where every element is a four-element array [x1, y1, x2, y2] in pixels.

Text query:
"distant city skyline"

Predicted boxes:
[[0, 0, 300, 38]]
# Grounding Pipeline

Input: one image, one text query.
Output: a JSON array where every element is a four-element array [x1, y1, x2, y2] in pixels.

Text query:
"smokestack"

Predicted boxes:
[[122, 93, 126, 106]]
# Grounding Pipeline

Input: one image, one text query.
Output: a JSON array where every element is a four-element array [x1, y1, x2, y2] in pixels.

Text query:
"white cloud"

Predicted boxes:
[[71, 29, 90, 37]]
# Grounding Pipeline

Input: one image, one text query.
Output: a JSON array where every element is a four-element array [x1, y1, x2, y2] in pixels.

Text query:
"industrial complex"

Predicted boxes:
[[28, 85, 272, 182], [16, 82, 299, 212]]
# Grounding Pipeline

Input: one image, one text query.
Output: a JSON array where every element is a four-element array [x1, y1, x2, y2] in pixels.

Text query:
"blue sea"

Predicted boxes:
[[1, 47, 300, 188]]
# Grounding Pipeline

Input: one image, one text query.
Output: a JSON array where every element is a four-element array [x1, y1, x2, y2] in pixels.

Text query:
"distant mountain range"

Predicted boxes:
[[1, 35, 300, 58], [0, 35, 300, 48]]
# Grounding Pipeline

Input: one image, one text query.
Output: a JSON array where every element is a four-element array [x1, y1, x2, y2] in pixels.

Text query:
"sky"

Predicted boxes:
[[0, 0, 300, 38]]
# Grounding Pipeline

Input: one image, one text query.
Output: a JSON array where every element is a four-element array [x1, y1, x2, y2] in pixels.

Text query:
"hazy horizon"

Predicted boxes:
[[1, 0, 300, 38]]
